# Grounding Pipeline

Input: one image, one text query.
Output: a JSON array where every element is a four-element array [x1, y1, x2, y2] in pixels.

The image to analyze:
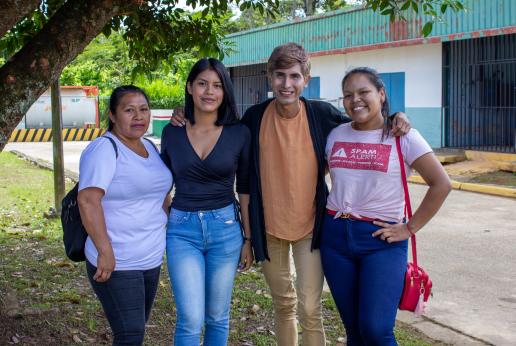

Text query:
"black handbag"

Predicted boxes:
[[61, 136, 118, 262]]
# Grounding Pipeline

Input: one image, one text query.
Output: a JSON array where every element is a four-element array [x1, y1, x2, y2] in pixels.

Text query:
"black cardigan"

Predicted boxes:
[[241, 97, 350, 262]]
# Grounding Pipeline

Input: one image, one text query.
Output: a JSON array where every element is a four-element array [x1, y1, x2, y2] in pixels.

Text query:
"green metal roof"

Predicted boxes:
[[223, 0, 516, 67]]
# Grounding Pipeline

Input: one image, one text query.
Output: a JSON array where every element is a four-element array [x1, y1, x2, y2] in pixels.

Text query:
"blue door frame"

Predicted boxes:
[[301, 77, 320, 99], [379, 72, 405, 114]]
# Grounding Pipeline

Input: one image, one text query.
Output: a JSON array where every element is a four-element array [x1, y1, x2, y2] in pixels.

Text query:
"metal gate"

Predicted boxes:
[[443, 34, 516, 153], [230, 64, 268, 116]]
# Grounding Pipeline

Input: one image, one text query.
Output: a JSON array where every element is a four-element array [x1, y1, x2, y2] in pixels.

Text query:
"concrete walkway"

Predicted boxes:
[[6, 141, 87, 174], [401, 184, 516, 345], [4, 141, 516, 345]]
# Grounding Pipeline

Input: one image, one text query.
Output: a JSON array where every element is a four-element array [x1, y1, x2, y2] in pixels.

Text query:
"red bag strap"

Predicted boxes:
[[395, 136, 418, 269]]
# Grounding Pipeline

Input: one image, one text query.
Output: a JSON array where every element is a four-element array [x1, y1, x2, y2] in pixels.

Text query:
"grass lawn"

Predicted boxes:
[[0, 152, 442, 345], [466, 170, 516, 188]]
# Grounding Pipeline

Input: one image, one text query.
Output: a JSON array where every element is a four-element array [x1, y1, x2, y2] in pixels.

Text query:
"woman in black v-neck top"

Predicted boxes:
[[161, 123, 250, 211], [160, 58, 252, 346]]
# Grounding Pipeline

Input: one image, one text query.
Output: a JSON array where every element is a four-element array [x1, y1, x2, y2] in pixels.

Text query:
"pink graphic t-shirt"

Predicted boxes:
[[325, 123, 432, 222]]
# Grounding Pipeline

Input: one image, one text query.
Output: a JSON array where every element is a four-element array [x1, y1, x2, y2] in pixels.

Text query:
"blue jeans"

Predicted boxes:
[[86, 261, 161, 346], [320, 214, 408, 346], [166, 203, 243, 346]]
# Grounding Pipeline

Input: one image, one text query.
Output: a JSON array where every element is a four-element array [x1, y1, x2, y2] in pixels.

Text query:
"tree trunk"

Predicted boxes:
[[0, 0, 40, 38], [0, 0, 138, 152], [304, 0, 314, 16]]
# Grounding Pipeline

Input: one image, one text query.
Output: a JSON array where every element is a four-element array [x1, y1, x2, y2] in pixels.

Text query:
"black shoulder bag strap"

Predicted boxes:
[[142, 137, 159, 154], [101, 135, 118, 158]]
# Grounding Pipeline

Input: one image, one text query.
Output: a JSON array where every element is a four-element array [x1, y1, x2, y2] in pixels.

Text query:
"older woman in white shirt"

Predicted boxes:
[[78, 85, 172, 346]]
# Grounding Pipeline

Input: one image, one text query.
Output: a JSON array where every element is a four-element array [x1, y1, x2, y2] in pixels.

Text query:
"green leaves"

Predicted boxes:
[[365, 0, 465, 37], [400, 1, 412, 11], [59, 34, 134, 95], [0, 0, 279, 63], [0, 0, 67, 59], [139, 79, 185, 109], [0, 10, 48, 59], [0, 0, 466, 80], [422, 21, 433, 36]]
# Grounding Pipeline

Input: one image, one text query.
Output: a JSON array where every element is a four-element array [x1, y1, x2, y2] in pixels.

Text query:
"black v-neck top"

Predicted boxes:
[[160, 123, 251, 211]]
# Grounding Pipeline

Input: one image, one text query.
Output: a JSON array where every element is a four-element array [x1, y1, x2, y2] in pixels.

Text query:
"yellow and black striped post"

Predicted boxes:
[[8, 128, 106, 142]]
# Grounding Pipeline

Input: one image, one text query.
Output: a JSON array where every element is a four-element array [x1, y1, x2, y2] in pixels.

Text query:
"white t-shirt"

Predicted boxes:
[[78, 132, 173, 270], [325, 123, 432, 222]]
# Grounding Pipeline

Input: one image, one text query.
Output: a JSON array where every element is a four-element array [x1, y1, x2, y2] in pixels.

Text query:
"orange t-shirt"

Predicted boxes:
[[259, 100, 318, 241]]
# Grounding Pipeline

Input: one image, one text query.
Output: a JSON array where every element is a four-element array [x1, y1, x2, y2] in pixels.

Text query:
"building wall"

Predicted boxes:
[[310, 43, 443, 147], [225, 0, 516, 67]]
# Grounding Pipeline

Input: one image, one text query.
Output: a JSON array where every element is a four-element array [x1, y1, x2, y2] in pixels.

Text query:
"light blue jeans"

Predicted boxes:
[[166, 203, 243, 346]]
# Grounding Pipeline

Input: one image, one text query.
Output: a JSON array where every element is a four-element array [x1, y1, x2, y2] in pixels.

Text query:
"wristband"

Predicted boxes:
[[243, 235, 252, 242]]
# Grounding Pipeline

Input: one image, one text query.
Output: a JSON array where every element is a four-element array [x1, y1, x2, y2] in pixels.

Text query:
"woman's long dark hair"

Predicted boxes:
[[341, 67, 392, 140], [184, 58, 240, 126], [108, 85, 150, 131]]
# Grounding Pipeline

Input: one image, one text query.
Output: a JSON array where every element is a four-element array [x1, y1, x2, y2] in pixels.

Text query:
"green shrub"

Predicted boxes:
[[141, 79, 184, 109]]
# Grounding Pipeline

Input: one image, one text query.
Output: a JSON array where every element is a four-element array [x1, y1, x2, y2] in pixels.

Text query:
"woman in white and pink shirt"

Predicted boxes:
[[320, 67, 451, 346]]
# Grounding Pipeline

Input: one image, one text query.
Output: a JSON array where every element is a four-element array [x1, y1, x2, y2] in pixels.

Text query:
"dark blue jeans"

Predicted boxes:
[[320, 215, 407, 346], [86, 261, 161, 346]]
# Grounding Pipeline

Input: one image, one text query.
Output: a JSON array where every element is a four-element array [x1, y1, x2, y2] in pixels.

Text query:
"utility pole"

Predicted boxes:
[[51, 79, 65, 215]]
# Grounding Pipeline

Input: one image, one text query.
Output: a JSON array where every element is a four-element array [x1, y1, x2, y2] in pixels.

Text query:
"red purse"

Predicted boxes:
[[395, 137, 432, 315]]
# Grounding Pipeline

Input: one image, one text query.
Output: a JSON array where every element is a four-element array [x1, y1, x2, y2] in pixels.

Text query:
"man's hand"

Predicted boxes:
[[238, 241, 254, 272], [391, 112, 411, 136]]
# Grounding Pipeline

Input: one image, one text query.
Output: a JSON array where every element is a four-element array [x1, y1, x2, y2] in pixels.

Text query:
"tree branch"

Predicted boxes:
[[0, 0, 139, 151], [0, 0, 40, 38]]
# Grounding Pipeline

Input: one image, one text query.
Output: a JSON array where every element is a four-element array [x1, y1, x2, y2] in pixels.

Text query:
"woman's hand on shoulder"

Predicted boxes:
[[372, 221, 412, 243], [238, 241, 254, 272]]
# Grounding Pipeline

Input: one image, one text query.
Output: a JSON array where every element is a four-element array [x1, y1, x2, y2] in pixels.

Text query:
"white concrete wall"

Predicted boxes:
[[309, 43, 442, 108]]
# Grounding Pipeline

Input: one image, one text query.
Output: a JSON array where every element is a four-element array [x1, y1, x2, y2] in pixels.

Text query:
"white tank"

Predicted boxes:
[[23, 86, 99, 129]]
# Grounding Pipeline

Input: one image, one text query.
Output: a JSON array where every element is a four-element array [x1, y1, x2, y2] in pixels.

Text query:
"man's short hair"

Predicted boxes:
[[267, 43, 311, 77]]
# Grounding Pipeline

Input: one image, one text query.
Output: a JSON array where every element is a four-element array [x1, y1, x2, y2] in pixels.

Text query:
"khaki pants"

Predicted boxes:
[[262, 233, 325, 346]]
